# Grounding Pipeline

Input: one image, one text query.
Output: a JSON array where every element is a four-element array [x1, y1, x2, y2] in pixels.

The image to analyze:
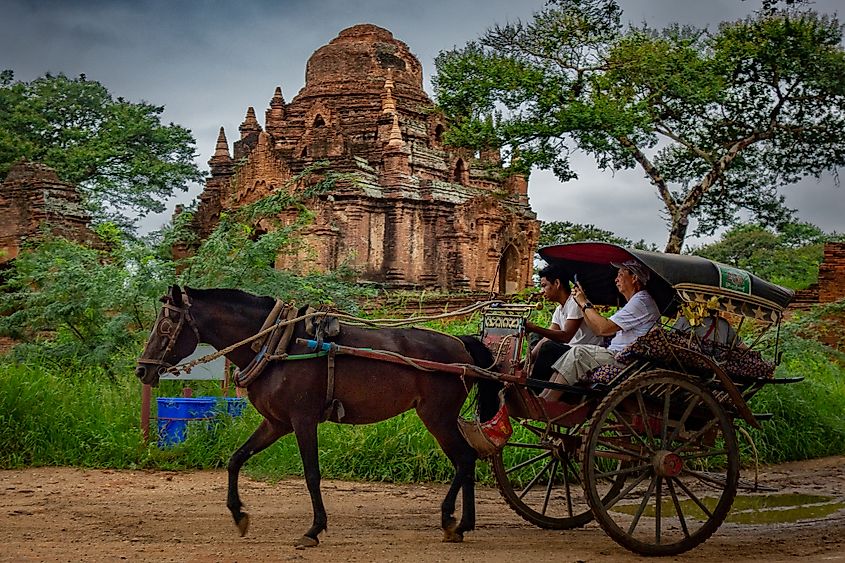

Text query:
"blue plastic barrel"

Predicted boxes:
[[157, 396, 250, 447]]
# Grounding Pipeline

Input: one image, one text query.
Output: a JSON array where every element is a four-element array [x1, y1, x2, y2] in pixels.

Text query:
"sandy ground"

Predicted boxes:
[[2, 457, 844, 563]]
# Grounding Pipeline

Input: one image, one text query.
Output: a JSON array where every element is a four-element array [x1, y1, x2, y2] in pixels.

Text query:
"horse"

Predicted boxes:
[[135, 285, 500, 548]]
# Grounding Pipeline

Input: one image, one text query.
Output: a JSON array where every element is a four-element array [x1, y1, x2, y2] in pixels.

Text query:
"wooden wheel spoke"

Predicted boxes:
[[612, 407, 653, 451], [627, 472, 658, 535], [667, 396, 701, 444], [661, 389, 671, 447], [605, 467, 652, 509], [671, 419, 718, 455], [667, 477, 691, 539], [595, 437, 649, 461], [507, 440, 551, 450], [636, 390, 655, 443], [542, 458, 559, 515], [684, 469, 730, 489], [671, 476, 714, 519], [655, 476, 663, 544], [518, 459, 555, 501], [505, 450, 551, 475], [596, 462, 649, 480], [680, 448, 729, 461]]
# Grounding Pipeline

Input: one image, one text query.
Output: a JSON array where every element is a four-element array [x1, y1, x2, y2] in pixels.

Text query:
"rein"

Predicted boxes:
[[157, 298, 503, 377]]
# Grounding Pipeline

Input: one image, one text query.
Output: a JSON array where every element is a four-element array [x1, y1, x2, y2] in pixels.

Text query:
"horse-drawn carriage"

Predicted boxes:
[[136, 242, 800, 555], [473, 242, 800, 555]]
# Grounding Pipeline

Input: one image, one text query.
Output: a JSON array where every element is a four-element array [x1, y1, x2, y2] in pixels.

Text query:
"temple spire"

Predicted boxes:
[[266, 86, 286, 133], [239, 106, 262, 139], [381, 69, 397, 115], [208, 127, 233, 176], [213, 127, 230, 159], [387, 112, 404, 149]]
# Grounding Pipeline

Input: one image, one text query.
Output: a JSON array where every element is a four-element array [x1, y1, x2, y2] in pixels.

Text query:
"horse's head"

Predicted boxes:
[[135, 285, 200, 386]]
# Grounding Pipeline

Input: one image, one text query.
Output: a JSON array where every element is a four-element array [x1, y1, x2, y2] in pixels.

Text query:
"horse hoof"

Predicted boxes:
[[294, 535, 319, 549], [236, 513, 250, 537], [442, 529, 464, 543]]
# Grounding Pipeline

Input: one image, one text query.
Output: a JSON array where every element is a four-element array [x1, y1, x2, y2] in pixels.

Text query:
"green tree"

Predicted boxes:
[[0, 233, 168, 377], [0, 71, 203, 229], [691, 222, 832, 289], [539, 220, 657, 248], [433, 1, 845, 253]]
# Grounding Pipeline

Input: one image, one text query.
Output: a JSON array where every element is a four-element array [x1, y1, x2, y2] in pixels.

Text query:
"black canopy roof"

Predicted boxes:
[[538, 242, 794, 318]]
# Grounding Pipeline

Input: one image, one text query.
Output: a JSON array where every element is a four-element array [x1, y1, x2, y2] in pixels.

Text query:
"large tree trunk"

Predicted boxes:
[[664, 212, 689, 254]]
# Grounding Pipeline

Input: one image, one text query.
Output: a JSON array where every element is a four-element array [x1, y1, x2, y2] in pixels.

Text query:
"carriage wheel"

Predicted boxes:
[[491, 418, 627, 529], [581, 370, 739, 556]]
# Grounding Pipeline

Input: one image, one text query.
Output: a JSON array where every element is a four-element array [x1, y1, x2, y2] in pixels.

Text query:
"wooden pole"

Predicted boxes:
[[141, 384, 152, 443]]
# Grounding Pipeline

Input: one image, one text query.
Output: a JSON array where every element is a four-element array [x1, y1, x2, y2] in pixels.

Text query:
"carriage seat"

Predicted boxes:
[[593, 326, 776, 382]]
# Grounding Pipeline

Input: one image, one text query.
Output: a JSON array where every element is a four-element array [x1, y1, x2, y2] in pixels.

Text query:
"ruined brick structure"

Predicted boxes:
[[793, 242, 845, 306], [0, 160, 100, 265], [190, 24, 539, 292]]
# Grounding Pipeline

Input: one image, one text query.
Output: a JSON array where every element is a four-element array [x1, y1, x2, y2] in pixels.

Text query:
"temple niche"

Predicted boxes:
[[191, 24, 540, 292]]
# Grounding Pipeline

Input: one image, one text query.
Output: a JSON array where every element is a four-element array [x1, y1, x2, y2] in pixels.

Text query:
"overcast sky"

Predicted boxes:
[[2, 0, 843, 249]]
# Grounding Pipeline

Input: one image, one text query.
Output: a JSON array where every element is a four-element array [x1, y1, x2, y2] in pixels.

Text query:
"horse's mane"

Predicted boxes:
[[185, 286, 276, 310]]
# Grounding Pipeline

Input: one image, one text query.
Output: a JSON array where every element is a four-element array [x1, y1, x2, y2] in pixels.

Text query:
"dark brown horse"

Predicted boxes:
[[135, 286, 499, 547]]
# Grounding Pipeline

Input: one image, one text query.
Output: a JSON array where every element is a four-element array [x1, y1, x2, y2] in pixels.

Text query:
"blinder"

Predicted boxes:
[[138, 290, 200, 373]]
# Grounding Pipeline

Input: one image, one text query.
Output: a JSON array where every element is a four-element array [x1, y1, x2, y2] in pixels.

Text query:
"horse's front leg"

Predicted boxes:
[[292, 417, 326, 548], [227, 418, 290, 536]]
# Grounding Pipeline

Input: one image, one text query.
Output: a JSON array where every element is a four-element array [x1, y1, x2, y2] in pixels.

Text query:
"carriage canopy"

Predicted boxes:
[[538, 242, 795, 322]]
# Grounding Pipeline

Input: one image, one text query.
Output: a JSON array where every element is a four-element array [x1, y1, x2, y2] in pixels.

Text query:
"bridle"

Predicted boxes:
[[137, 290, 201, 373]]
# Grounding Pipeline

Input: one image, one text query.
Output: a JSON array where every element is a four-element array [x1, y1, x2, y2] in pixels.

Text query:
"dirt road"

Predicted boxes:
[[2, 457, 844, 562]]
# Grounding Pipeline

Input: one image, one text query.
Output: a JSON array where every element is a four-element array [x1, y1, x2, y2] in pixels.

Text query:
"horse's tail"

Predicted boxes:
[[458, 335, 503, 423]]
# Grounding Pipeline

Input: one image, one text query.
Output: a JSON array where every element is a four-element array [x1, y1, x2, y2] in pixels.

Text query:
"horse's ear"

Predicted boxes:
[[170, 285, 183, 306]]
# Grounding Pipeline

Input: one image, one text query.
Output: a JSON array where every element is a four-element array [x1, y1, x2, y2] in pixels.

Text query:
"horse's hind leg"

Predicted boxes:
[[227, 418, 290, 536], [418, 406, 478, 542], [291, 418, 326, 548]]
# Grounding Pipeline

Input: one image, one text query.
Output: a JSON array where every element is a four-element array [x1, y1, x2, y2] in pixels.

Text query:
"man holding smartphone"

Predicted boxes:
[[524, 263, 604, 380]]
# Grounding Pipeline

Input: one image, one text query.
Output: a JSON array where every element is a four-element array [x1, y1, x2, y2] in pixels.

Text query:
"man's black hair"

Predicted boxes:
[[538, 262, 571, 286]]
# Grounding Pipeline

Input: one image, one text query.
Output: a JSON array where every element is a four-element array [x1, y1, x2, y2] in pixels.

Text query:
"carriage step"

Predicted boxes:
[[753, 413, 774, 421]]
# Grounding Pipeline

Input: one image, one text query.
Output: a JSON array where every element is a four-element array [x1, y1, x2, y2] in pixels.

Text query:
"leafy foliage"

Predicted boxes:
[[0, 233, 168, 377], [0, 71, 203, 228], [691, 222, 835, 289], [539, 220, 658, 250], [433, 1, 845, 253], [176, 163, 374, 311]]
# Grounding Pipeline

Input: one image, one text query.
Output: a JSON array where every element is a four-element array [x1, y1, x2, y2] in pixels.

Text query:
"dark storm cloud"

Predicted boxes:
[[2, 0, 842, 243]]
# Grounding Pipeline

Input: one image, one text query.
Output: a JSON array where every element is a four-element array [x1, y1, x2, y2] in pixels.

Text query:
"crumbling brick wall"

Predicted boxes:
[[0, 160, 101, 264]]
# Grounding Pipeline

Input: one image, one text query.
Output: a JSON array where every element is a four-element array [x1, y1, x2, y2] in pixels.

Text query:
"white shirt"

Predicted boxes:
[[552, 296, 604, 346], [608, 291, 660, 353]]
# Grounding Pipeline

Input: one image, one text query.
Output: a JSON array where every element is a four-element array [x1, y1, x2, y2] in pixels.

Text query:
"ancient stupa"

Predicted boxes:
[[189, 24, 539, 292]]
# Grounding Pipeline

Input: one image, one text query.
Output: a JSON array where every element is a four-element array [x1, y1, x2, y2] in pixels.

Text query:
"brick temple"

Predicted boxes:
[[0, 160, 100, 265], [186, 24, 540, 292]]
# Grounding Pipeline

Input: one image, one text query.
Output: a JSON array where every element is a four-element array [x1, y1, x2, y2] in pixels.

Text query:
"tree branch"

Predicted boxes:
[[654, 121, 715, 163], [617, 135, 677, 215]]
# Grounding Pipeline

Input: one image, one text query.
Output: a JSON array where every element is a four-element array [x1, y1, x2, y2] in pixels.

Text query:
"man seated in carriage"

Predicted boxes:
[[523, 262, 604, 380], [538, 259, 660, 402]]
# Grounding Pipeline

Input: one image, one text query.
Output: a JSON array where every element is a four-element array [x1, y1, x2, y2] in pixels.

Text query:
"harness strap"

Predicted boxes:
[[323, 345, 344, 421], [252, 299, 286, 353], [235, 302, 295, 388]]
